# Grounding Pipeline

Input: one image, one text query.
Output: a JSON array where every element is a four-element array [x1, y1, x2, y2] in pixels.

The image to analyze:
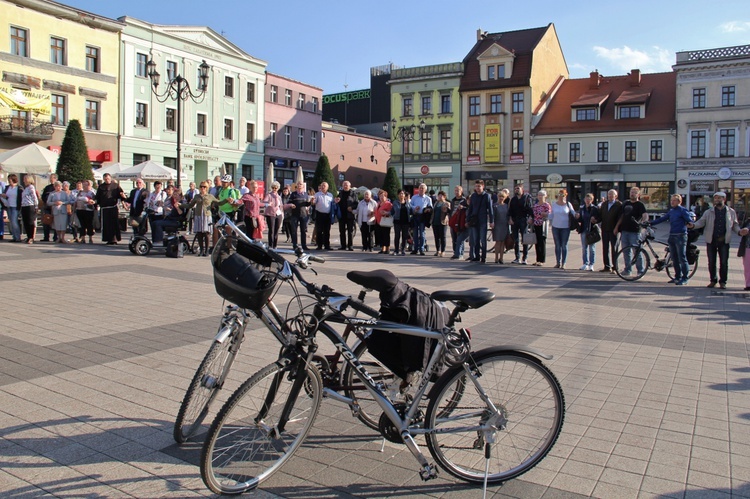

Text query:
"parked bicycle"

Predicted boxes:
[[614, 222, 700, 282], [199, 256, 565, 494]]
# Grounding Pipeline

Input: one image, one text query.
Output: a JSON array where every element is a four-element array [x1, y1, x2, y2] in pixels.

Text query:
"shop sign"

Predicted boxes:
[[322, 90, 371, 104], [735, 180, 750, 189], [509, 154, 524, 164], [690, 181, 714, 192], [420, 165, 430, 175], [466, 155, 481, 165], [183, 147, 219, 161], [546, 173, 563, 184], [483, 124, 501, 163]]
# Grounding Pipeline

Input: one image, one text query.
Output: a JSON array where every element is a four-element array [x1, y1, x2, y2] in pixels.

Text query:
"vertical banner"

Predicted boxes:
[[484, 124, 501, 163]]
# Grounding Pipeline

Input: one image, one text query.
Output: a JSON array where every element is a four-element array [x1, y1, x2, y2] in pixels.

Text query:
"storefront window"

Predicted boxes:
[[733, 187, 749, 223], [628, 181, 670, 212]]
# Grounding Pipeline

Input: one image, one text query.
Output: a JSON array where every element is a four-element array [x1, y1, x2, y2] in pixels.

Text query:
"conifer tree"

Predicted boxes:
[[381, 166, 401, 200], [313, 154, 338, 197], [56, 119, 93, 183]]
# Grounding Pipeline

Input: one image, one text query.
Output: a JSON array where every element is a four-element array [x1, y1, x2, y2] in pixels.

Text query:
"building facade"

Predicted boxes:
[[531, 70, 677, 211], [119, 17, 266, 185], [674, 44, 750, 221], [1, 0, 122, 164], [322, 64, 393, 137], [264, 73, 322, 187], [388, 62, 463, 194], [459, 25, 568, 193], [320, 121, 389, 191]]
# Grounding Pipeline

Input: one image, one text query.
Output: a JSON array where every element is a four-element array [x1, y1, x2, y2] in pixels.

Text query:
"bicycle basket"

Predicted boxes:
[[211, 235, 278, 310]]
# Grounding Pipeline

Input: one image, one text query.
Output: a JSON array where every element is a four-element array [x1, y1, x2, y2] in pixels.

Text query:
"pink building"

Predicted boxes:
[[321, 121, 390, 190], [264, 73, 323, 186]]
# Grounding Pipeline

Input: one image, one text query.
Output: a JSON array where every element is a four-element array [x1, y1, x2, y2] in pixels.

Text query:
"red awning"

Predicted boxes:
[[47, 146, 112, 162]]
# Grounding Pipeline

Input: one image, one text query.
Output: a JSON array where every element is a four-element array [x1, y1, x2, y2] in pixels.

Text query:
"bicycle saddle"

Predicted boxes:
[[347, 269, 399, 292], [430, 288, 495, 309]]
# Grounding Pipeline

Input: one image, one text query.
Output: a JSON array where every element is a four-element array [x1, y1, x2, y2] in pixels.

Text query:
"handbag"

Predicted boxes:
[[522, 228, 537, 246], [42, 213, 54, 226], [504, 233, 515, 251], [586, 224, 601, 245], [379, 215, 394, 228], [568, 203, 580, 232]]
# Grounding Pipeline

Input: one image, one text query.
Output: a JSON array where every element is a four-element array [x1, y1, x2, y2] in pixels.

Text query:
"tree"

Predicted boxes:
[[56, 119, 93, 183], [313, 154, 337, 197], [381, 166, 401, 201]]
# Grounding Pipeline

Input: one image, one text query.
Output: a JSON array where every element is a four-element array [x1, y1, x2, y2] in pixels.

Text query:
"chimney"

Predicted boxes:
[[477, 28, 483, 41], [589, 71, 601, 89], [630, 69, 641, 86]]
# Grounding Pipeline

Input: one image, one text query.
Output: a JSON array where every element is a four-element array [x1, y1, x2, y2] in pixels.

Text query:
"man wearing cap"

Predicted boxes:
[[212, 175, 241, 247], [689, 192, 742, 289]]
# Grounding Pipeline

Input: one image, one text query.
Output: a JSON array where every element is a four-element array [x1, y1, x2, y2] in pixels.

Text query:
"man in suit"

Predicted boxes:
[[125, 178, 149, 235], [598, 189, 622, 273]]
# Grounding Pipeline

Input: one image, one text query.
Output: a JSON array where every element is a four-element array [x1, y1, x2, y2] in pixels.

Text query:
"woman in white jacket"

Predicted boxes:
[[356, 190, 378, 251]]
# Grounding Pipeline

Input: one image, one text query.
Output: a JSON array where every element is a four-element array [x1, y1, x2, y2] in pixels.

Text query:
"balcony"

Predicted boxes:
[[0, 116, 54, 142]]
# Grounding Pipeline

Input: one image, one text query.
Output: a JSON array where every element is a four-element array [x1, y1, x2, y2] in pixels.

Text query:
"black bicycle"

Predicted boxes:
[[614, 223, 700, 282]]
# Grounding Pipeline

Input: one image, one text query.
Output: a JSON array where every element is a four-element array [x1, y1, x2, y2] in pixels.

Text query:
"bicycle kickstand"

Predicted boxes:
[[483, 442, 491, 499]]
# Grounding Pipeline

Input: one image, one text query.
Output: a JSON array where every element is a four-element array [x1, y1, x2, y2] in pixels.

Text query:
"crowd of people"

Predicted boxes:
[[2, 173, 749, 290]]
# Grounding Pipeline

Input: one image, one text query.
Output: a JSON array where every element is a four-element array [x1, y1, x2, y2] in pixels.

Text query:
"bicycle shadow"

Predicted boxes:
[[658, 482, 750, 499]]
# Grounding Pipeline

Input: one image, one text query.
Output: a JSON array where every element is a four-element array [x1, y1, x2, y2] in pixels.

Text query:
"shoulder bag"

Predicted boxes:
[[568, 203, 580, 231], [522, 227, 537, 246], [586, 224, 601, 245]]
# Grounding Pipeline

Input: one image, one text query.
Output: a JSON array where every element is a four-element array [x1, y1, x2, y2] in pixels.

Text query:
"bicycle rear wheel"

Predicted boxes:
[[614, 245, 650, 281], [424, 349, 564, 484], [174, 319, 243, 444], [201, 360, 322, 494]]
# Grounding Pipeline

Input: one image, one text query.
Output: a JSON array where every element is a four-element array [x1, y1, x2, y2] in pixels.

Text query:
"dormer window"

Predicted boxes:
[[571, 92, 609, 122], [478, 44, 514, 82], [576, 108, 597, 121], [619, 106, 640, 119]]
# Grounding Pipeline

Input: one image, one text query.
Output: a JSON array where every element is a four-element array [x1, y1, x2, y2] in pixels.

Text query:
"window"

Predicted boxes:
[[310, 130, 318, 152], [50, 94, 66, 126], [11, 110, 28, 129], [246, 82, 255, 102], [440, 94, 451, 114], [497, 64, 505, 78], [692, 88, 706, 109], [402, 96, 413, 116], [312, 97, 319, 113], [722, 86, 735, 107], [224, 76, 234, 98], [488, 94, 502, 114], [569, 142, 580, 163], [440, 130, 451, 153], [421, 129, 432, 154], [298, 128, 305, 150], [270, 85, 278, 103], [625, 141, 637, 161], [135, 103, 148, 127], [469, 132, 480, 155], [488, 65, 495, 80], [403, 136, 412, 155], [166, 61, 177, 81], [270, 123, 277, 146], [297, 93, 305, 110], [547, 144, 558, 163], [650, 140, 662, 161], [421, 95, 431, 115], [85, 100, 99, 130], [163, 157, 176, 169], [196, 113, 207, 135], [224, 119, 233, 140], [719, 129, 736, 157], [512, 130, 524, 154], [246, 122, 255, 143], [284, 125, 291, 148], [597, 142, 609, 162], [136, 53, 148, 77], [133, 153, 149, 165], [469, 96, 480, 116], [576, 108, 596, 121], [11, 27, 28, 57], [50, 37, 66, 65], [284, 89, 292, 106], [690, 130, 706, 158], [619, 106, 640, 119], [512, 92, 524, 113], [85, 46, 100, 73], [165, 108, 176, 131]]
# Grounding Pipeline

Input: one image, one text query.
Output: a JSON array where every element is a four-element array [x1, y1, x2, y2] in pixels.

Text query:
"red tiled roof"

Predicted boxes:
[[533, 72, 676, 134], [571, 92, 610, 108], [460, 25, 551, 91]]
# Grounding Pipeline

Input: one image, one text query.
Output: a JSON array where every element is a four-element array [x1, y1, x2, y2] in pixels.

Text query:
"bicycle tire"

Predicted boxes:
[[614, 245, 650, 281], [424, 349, 564, 484], [201, 360, 322, 495], [665, 255, 699, 280], [173, 320, 243, 444]]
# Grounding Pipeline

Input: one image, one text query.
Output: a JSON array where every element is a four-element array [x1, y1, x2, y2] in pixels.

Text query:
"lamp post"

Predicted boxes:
[[147, 59, 210, 188], [384, 118, 425, 192]]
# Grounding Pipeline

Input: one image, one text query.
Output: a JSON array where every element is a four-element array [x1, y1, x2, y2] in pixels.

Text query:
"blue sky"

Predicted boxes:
[[65, 0, 750, 93]]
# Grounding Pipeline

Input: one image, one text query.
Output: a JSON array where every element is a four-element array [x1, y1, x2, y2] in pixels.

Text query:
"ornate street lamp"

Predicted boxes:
[[147, 58, 210, 188], [384, 118, 425, 192]]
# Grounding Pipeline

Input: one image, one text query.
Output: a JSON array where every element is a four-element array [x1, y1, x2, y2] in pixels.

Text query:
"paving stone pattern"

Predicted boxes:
[[0, 230, 749, 498]]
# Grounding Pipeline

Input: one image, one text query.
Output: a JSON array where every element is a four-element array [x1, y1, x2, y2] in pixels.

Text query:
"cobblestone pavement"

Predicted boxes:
[[1, 230, 749, 498]]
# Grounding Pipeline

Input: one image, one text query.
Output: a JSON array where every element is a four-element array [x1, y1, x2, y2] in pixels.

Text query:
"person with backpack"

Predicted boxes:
[[448, 185, 468, 260]]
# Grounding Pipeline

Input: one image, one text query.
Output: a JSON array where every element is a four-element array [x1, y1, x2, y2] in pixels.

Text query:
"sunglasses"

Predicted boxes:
[[200, 185, 208, 189]]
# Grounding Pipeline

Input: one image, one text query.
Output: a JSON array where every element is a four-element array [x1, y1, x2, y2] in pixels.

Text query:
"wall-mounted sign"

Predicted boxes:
[[509, 154, 524, 164], [322, 90, 371, 104], [466, 155, 481, 165], [546, 173, 563, 184], [677, 179, 687, 189], [420, 165, 430, 175], [483, 124, 501, 163], [718, 167, 732, 180]]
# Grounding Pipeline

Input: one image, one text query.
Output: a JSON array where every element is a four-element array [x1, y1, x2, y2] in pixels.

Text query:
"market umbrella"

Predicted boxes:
[[266, 161, 275, 188], [296, 164, 304, 188], [93, 162, 127, 180], [0, 143, 58, 175], [116, 160, 186, 182]]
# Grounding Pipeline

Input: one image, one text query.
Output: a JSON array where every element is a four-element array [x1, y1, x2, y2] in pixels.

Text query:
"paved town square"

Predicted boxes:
[[1, 234, 749, 498]]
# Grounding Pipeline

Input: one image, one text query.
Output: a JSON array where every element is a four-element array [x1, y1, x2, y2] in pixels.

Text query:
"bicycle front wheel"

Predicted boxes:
[[174, 320, 243, 444], [614, 245, 650, 281], [341, 340, 398, 430], [424, 349, 564, 484], [201, 360, 322, 494]]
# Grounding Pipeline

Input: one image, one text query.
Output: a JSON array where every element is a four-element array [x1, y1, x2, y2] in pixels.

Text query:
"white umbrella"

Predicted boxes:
[[93, 162, 127, 180], [0, 143, 58, 175], [116, 160, 186, 182], [266, 161, 275, 188], [296, 164, 304, 185]]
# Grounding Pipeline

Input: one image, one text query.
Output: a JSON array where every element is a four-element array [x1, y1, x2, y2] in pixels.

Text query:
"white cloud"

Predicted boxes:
[[720, 21, 750, 33], [592, 45, 673, 74]]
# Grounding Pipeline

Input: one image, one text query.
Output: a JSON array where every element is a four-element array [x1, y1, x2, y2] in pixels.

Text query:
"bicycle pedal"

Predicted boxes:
[[418, 464, 439, 481]]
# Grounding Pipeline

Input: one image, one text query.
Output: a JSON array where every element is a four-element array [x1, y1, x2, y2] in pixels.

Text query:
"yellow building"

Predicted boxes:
[[0, 0, 122, 164]]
